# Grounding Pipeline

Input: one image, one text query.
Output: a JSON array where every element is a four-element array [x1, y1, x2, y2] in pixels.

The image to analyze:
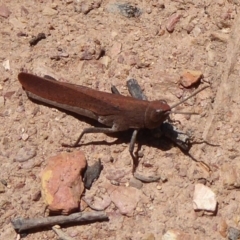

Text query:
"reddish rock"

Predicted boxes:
[[41, 151, 86, 214], [108, 186, 140, 216], [83, 194, 111, 211], [105, 169, 128, 181], [180, 70, 203, 87], [119, 51, 138, 66], [166, 13, 181, 33]]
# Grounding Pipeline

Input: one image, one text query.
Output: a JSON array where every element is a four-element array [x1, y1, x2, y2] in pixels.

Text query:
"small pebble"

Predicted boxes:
[[0, 179, 7, 186], [32, 190, 41, 201], [84, 159, 103, 189], [69, 230, 79, 237], [129, 177, 143, 189], [51, 3, 58, 9], [193, 183, 217, 212], [210, 32, 228, 43], [59, 52, 69, 58], [221, 163, 240, 189], [146, 7, 152, 14], [110, 42, 122, 58], [29, 119, 35, 124], [143, 233, 155, 240], [106, 3, 141, 18], [2, 59, 10, 71], [0, 4, 11, 18], [162, 229, 191, 240], [14, 147, 37, 162], [180, 70, 203, 87], [9, 17, 25, 29], [100, 56, 110, 68], [42, 7, 58, 16], [111, 180, 120, 186], [81, 2, 95, 14], [228, 227, 240, 240], [21, 133, 29, 141], [4, 91, 15, 99], [166, 13, 181, 33], [2, 137, 10, 146], [20, 158, 40, 169], [16, 105, 25, 113], [109, 186, 141, 216], [21, 6, 29, 15], [53, 225, 61, 229]]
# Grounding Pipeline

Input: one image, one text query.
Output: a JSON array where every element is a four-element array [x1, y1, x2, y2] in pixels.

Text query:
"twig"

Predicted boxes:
[[52, 226, 74, 240], [11, 211, 109, 233]]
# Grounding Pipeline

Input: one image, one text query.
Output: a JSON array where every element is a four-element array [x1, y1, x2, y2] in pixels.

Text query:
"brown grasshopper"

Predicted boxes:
[[18, 72, 208, 154]]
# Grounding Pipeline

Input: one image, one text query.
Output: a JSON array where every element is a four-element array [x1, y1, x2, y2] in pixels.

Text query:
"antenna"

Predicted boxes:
[[170, 86, 209, 110]]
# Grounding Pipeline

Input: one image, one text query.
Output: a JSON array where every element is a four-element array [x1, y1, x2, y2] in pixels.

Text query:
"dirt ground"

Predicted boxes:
[[1, 0, 240, 239]]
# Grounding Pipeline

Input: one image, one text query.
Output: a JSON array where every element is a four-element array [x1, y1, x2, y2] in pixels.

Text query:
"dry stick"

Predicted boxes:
[[11, 211, 109, 233], [52, 226, 74, 240]]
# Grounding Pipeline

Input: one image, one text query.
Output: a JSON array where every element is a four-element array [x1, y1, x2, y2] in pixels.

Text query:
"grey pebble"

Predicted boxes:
[[106, 3, 141, 18], [14, 147, 37, 162], [84, 159, 103, 190], [228, 227, 240, 240], [129, 177, 143, 189]]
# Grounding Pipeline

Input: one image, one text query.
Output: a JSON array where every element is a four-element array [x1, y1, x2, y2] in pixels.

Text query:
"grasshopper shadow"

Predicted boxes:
[[77, 128, 174, 152]]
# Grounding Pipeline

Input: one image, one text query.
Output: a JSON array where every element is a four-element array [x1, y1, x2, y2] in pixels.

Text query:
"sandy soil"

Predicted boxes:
[[1, 1, 240, 239]]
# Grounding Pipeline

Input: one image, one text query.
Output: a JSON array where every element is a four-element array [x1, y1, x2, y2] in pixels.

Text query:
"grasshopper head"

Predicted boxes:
[[144, 86, 209, 129], [144, 100, 171, 129]]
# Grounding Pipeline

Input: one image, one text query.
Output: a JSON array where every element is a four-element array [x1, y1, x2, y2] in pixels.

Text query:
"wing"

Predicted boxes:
[[18, 72, 148, 117]]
